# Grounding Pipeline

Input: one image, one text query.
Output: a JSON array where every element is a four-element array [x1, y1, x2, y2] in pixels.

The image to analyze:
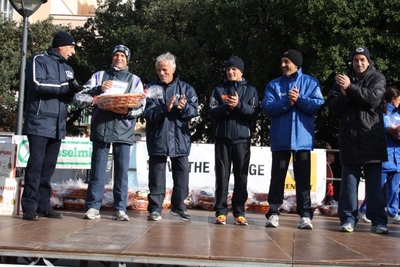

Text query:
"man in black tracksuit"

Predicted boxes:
[[208, 56, 260, 225]]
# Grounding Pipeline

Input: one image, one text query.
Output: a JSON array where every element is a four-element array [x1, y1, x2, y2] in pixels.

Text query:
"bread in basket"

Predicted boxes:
[[94, 93, 146, 111]]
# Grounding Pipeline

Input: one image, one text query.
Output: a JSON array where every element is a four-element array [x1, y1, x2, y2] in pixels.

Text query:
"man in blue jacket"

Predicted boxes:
[[208, 56, 260, 226], [144, 52, 199, 221], [22, 31, 83, 221], [262, 49, 324, 229]]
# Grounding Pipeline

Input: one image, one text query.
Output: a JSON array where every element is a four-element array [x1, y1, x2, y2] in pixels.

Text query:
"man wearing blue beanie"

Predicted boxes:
[[208, 56, 260, 226]]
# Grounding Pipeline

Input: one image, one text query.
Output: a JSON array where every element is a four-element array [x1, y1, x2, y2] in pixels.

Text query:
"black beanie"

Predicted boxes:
[[350, 47, 371, 62], [226, 56, 244, 73], [283, 49, 303, 68], [52, 31, 75, 48]]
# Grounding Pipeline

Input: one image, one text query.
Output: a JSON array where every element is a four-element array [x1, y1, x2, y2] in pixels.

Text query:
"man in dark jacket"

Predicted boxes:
[[22, 31, 83, 221], [208, 56, 260, 226], [144, 52, 199, 221], [79, 45, 145, 221], [327, 47, 389, 234]]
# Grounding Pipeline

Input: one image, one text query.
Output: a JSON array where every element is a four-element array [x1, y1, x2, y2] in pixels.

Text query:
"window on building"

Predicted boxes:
[[1, 0, 13, 20]]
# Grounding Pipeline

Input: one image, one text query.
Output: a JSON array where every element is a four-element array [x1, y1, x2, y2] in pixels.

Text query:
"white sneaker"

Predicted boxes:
[[388, 214, 400, 224], [83, 208, 100, 220], [265, 215, 279, 228], [113, 210, 129, 221], [358, 211, 371, 223], [298, 217, 313, 229]]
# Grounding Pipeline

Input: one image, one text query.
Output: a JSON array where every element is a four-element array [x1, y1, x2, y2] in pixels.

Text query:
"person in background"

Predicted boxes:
[[80, 45, 145, 221], [21, 31, 83, 221], [358, 197, 371, 223], [207, 56, 260, 226], [381, 86, 400, 224], [327, 47, 388, 234], [262, 49, 324, 230], [144, 52, 199, 221]]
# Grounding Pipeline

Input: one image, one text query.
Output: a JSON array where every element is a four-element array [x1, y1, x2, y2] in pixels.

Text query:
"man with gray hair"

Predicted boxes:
[[144, 52, 199, 221]]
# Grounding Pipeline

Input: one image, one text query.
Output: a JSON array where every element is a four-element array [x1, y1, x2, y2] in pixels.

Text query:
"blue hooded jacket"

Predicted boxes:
[[262, 68, 324, 151], [382, 103, 400, 172]]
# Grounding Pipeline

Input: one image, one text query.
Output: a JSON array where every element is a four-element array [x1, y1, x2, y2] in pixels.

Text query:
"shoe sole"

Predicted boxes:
[[113, 217, 129, 221], [215, 221, 226, 225], [83, 215, 100, 220], [298, 224, 313, 230], [372, 228, 389, 234], [234, 222, 248, 226], [265, 222, 278, 228], [147, 216, 162, 221], [339, 228, 353, 233], [170, 210, 191, 221]]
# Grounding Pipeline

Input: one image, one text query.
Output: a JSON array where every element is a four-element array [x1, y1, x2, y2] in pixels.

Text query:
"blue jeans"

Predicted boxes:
[[21, 135, 61, 212], [381, 172, 400, 217], [339, 163, 387, 226], [85, 141, 130, 211]]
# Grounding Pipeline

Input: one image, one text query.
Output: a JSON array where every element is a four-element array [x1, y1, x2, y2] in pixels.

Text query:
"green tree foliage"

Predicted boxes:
[[3, 0, 400, 149], [0, 16, 70, 132]]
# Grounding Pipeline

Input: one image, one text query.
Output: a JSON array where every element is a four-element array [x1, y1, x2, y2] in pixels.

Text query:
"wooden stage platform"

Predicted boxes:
[[0, 209, 399, 266]]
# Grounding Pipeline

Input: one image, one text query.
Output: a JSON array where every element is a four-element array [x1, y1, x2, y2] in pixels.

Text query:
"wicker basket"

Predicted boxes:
[[247, 203, 270, 213], [94, 93, 145, 111], [63, 200, 85, 211], [66, 188, 87, 199]]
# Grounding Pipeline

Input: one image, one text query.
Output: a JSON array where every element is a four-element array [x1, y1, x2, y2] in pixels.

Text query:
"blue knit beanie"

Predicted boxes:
[[226, 56, 244, 73]]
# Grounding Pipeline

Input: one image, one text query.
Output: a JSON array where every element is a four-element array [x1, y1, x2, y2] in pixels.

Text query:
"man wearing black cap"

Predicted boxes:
[[77, 45, 145, 221], [21, 31, 83, 221], [208, 56, 260, 226], [262, 49, 324, 230], [327, 47, 389, 234]]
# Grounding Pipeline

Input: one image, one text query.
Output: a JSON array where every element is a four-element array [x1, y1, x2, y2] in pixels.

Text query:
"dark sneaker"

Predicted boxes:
[[147, 211, 162, 221], [371, 224, 389, 234], [23, 210, 39, 221], [170, 209, 191, 221], [37, 209, 63, 219]]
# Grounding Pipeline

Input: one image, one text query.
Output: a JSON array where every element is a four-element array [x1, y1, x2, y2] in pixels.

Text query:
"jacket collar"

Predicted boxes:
[[46, 47, 67, 63]]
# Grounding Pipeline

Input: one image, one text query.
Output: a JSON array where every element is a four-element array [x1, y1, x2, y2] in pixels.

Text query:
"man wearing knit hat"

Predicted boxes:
[[21, 30, 82, 221], [262, 49, 324, 230], [208, 56, 260, 226], [327, 47, 389, 234], [78, 45, 145, 221]]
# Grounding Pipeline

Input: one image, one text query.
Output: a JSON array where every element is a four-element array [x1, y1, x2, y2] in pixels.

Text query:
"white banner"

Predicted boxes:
[[136, 141, 327, 203]]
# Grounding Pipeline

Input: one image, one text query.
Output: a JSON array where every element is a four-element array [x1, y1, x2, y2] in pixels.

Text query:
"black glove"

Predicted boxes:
[[68, 79, 84, 93]]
